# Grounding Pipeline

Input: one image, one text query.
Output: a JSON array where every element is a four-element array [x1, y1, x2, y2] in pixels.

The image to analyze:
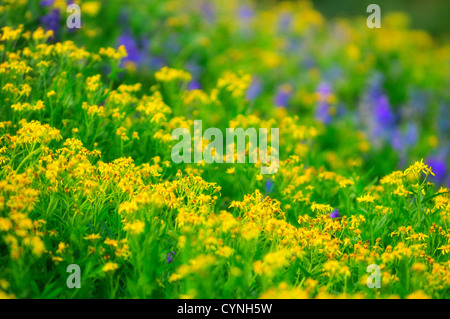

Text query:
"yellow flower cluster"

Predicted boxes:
[[217, 71, 252, 98], [155, 66, 192, 83], [0, 11, 448, 298], [99, 45, 128, 61]]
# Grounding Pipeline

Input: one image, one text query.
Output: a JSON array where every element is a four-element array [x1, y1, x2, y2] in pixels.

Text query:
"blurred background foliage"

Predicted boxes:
[[308, 0, 449, 40]]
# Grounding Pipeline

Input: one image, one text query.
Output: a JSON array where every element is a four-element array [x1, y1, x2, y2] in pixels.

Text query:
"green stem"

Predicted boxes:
[[15, 145, 40, 173]]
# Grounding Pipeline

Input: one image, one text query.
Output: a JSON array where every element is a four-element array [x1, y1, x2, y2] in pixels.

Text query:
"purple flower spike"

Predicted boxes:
[[40, 9, 60, 34], [167, 251, 175, 263], [375, 95, 395, 128], [330, 209, 341, 219], [246, 76, 262, 101], [315, 82, 333, 124], [265, 179, 275, 195], [274, 84, 292, 108], [187, 80, 201, 90], [201, 2, 216, 22], [40, 0, 55, 6], [117, 32, 143, 65], [278, 12, 292, 31], [426, 157, 448, 186], [238, 5, 254, 20]]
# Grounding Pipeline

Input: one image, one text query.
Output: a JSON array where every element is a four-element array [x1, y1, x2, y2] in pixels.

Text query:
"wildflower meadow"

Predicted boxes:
[[0, 0, 449, 300]]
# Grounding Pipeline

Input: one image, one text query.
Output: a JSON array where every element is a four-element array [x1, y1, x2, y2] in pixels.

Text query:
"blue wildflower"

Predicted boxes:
[[278, 12, 292, 32], [426, 156, 448, 186], [187, 80, 201, 90], [40, 9, 60, 34], [274, 84, 292, 108], [315, 82, 333, 124], [391, 123, 418, 152], [246, 76, 262, 101], [374, 95, 396, 128], [238, 5, 254, 20], [40, 0, 54, 6], [330, 209, 341, 219], [117, 32, 144, 65], [359, 74, 397, 149], [265, 179, 275, 195], [167, 251, 175, 263], [185, 62, 202, 90], [201, 1, 216, 22]]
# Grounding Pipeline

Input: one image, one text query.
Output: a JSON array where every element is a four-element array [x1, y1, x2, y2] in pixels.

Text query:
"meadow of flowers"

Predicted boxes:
[[0, 0, 449, 299]]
